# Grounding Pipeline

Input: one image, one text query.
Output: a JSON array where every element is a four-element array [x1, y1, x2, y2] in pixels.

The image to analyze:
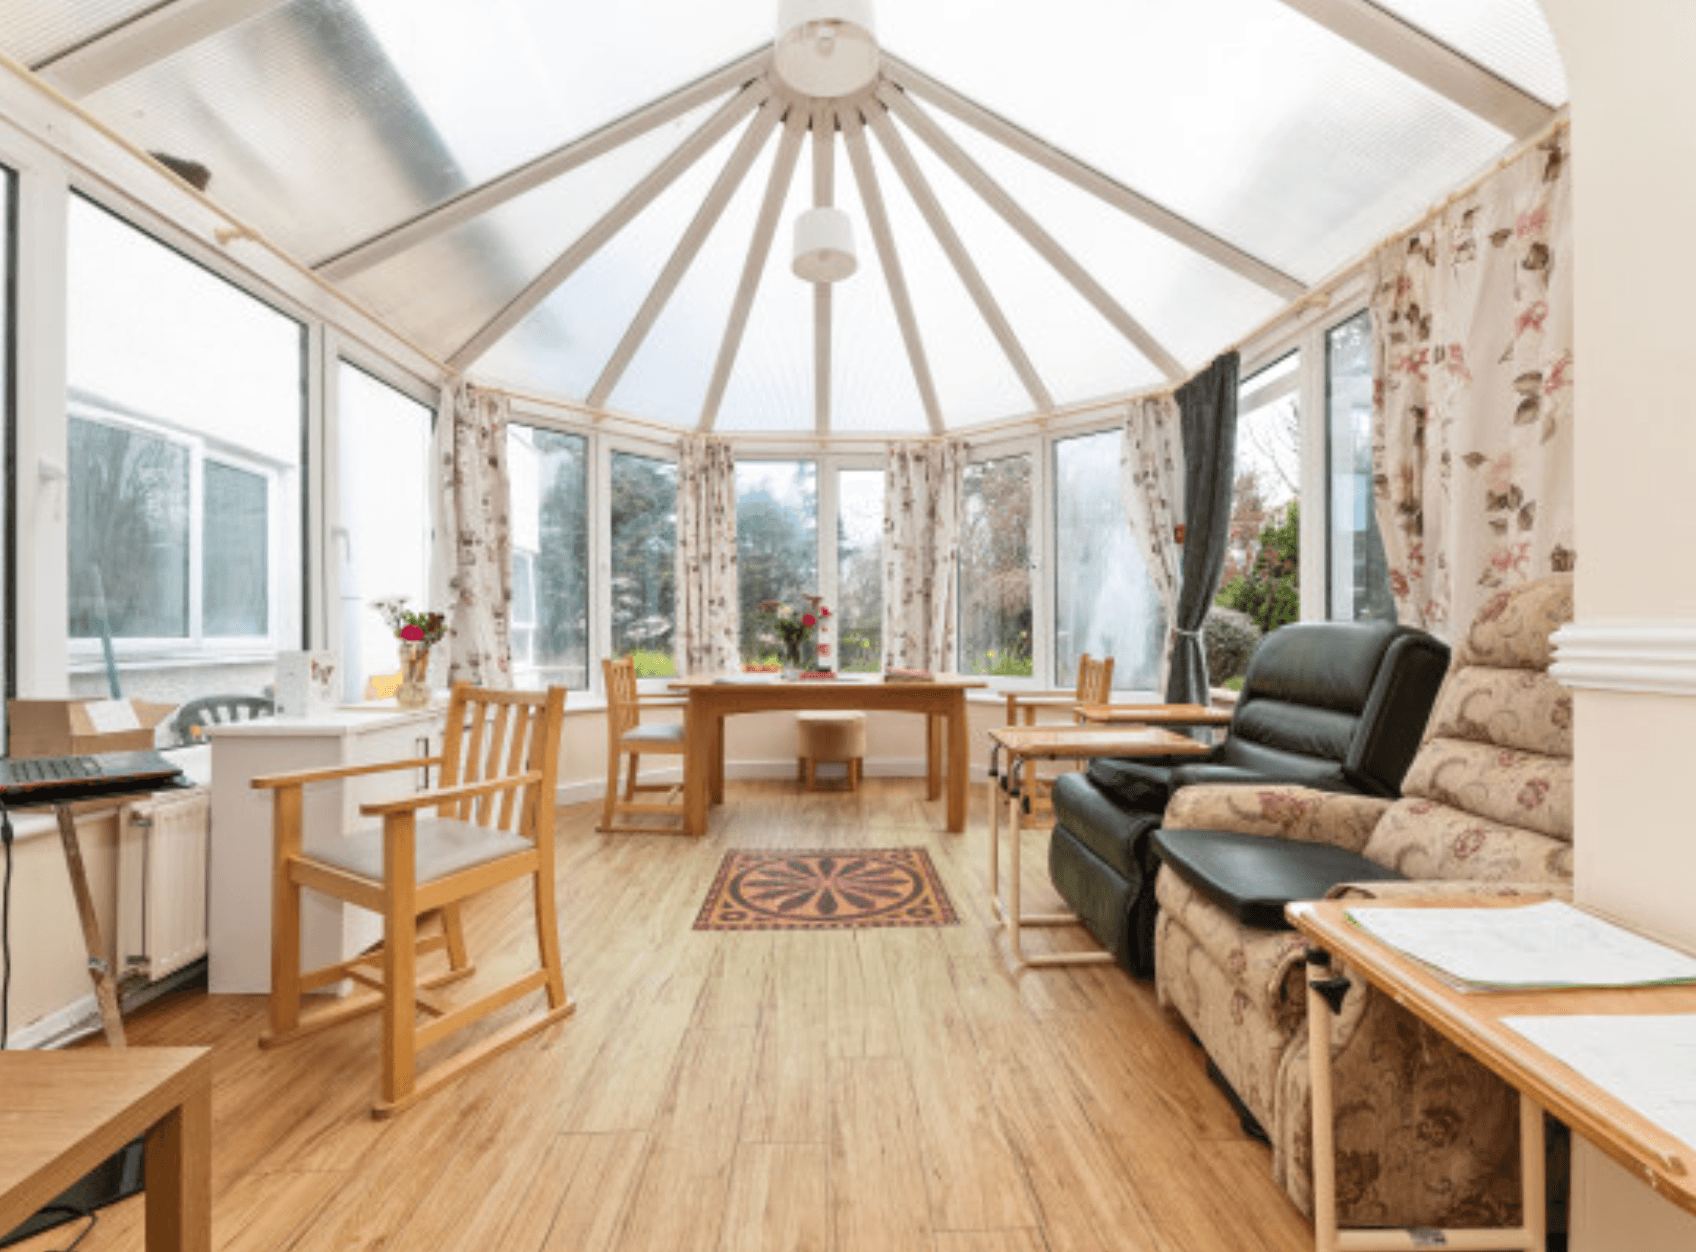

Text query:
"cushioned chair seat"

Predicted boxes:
[[310, 817, 533, 882], [1150, 828, 1405, 930], [622, 721, 685, 745]]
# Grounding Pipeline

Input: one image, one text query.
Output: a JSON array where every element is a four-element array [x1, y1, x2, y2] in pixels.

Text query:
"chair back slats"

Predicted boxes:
[[1075, 654, 1115, 707], [435, 684, 561, 836], [603, 657, 640, 740]]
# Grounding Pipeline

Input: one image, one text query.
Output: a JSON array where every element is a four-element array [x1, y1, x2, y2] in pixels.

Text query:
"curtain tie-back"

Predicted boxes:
[[1172, 627, 1203, 639]]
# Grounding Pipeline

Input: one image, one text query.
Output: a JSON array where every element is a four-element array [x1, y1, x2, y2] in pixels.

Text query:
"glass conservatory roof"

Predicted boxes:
[[3, 0, 1567, 434]]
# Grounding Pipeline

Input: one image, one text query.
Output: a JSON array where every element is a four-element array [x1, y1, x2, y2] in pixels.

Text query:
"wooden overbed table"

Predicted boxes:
[[670, 675, 987, 837]]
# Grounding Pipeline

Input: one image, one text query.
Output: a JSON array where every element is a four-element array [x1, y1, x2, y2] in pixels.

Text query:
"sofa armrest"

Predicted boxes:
[[1164, 783, 1392, 855]]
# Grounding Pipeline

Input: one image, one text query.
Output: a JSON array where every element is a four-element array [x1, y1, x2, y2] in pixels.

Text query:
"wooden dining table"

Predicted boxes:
[[669, 675, 987, 836]]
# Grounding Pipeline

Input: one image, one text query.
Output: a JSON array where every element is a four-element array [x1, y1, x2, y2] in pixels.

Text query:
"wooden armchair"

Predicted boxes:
[[599, 656, 691, 833], [253, 683, 571, 1118]]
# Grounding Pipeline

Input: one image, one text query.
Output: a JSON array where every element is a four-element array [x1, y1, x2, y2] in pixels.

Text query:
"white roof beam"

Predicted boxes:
[[588, 98, 781, 409], [36, 0, 285, 96], [865, 103, 1053, 414], [317, 46, 770, 281], [881, 83, 1185, 385], [1273, 0, 1555, 136], [447, 80, 770, 374], [841, 111, 942, 434], [700, 110, 805, 431], [812, 103, 835, 434], [883, 54, 1305, 301]]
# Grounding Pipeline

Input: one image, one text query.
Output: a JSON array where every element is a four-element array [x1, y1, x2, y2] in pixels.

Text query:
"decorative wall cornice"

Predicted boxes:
[[1551, 621, 1696, 696]]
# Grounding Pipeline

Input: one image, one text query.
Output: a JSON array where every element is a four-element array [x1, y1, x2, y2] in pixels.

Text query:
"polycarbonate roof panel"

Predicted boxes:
[[474, 117, 752, 414], [713, 135, 815, 433], [862, 122, 1033, 428], [925, 103, 1286, 376], [343, 95, 727, 355], [879, 0, 1514, 283], [894, 110, 1166, 407], [80, 0, 767, 263], [1373, 0, 1567, 105], [609, 122, 782, 429], [831, 130, 930, 434], [0, 0, 159, 67]]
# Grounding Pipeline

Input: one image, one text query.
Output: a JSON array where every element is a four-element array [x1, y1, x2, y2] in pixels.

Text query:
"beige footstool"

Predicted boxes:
[[795, 711, 866, 792]]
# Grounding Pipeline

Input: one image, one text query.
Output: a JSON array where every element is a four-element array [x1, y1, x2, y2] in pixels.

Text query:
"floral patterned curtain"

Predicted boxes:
[[1121, 393, 1184, 690], [429, 380, 512, 688], [882, 440, 965, 671], [1371, 123, 1574, 637], [675, 434, 740, 674]]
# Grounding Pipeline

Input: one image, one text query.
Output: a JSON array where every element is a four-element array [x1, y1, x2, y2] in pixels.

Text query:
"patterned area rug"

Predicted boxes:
[[694, 847, 958, 931]]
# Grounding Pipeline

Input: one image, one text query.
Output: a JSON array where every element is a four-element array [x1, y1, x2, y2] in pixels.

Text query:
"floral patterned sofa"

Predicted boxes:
[[1150, 574, 1574, 1227]]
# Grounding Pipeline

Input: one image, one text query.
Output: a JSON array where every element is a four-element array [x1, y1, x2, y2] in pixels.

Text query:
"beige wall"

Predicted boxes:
[[1540, 1, 1696, 1246]]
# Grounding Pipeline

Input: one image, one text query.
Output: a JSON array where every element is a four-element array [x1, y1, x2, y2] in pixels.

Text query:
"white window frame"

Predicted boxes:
[[65, 396, 287, 673], [960, 433, 1046, 691], [595, 426, 673, 692], [504, 416, 594, 691]]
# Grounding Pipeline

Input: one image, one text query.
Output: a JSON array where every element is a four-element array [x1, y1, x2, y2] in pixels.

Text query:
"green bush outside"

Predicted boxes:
[[965, 651, 1035, 678], [627, 649, 677, 678], [1216, 502, 1300, 635]]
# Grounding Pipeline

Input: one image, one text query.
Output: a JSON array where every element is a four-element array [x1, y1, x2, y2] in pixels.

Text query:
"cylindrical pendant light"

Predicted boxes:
[[792, 206, 858, 283]]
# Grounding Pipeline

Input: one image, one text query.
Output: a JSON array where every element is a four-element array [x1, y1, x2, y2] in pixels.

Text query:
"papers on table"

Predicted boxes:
[[1505, 1015, 1696, 1161], [1344, 900, 1696, 991]]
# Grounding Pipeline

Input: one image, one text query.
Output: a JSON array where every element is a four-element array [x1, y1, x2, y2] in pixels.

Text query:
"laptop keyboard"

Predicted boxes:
[[8, 755, 101, 782]]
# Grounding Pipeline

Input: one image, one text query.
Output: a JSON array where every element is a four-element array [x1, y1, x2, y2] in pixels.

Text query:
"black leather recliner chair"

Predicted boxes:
[[1048, 619, 1450, 975]]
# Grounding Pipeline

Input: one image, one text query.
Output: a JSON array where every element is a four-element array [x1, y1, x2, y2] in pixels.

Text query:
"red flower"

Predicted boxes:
[[400, 624, 425, 641], [801, 613, 817, 627], [821, 607, 832, 618]]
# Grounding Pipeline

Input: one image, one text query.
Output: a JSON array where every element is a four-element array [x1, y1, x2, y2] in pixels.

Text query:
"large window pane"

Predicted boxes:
[[67, 197, 304, 713], [509, 425, 589, 688], [959, 455, 1033, 677], [736, 461, 818, 668], [202, 461, 268, 636], [68, 414, 190, 639], [1053, 432, 1163, 689], [1327, 311, 1395, 621], [337, 364, 432, 701], [1216, 353, 1302, 643], [610, 452, 677, 676], [836, 470, 883, 672]]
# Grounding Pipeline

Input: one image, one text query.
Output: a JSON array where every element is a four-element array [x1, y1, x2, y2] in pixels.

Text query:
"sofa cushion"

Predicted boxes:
[[1083, 756, 1187, 814], [1051, 770, 1162, 879], [1150, 828, 1406, 930]]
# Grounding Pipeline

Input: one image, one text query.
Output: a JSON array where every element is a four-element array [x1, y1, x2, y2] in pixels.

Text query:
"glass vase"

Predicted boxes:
[[397, 640, 432, 708]]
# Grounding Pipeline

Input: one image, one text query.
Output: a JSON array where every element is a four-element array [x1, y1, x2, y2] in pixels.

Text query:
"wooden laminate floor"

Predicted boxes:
[[13, 779, 1312, 1252]]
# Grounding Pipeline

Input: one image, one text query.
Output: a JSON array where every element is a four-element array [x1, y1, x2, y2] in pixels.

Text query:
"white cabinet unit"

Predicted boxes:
[[208, 707, 443, 994]]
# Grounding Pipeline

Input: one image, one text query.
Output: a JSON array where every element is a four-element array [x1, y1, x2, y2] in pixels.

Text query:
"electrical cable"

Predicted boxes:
[[21, 1205, 99, 1252]]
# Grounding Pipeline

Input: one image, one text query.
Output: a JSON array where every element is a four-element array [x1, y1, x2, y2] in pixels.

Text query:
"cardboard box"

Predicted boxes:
[[8, 698, 177, 758]]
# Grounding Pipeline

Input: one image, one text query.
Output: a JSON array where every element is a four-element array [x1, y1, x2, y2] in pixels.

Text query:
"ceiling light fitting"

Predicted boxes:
[[774, 0, 879, 99], [793, 206, 857, 283]]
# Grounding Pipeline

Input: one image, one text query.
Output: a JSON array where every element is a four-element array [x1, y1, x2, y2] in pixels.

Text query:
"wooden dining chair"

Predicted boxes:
[[1003, 653, 1116, 809], [599, 656, 691, 833], [253, 682, 571, 1118]]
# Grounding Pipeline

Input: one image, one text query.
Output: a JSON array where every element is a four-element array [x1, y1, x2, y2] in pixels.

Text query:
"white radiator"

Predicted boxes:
[[117, 786, 212, 981]]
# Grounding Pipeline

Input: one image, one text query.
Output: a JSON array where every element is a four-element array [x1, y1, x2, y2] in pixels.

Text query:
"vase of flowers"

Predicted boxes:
[[373, 598, 448, 708], [759, 596, 830, 679]]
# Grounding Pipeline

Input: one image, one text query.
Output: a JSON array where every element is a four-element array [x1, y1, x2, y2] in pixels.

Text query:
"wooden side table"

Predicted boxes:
[[987, 724, 1210, 967], [0, 1048, 212, 1252], [1071, 702, 1232, 727], [1288, 898, 1696, 1251]]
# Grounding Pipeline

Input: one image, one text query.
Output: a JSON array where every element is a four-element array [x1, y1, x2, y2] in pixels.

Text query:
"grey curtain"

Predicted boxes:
[[1167, 352, 1239, 703]]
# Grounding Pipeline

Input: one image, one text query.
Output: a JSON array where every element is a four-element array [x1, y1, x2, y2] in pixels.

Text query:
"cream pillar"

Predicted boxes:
[[1540, 1, 1696, 1247]]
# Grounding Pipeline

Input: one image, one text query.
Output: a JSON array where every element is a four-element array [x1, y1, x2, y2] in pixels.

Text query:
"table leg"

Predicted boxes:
[[987, 751, 1001, 924], [926, 713, 943, 802], [711, 712, 726, 806], [685, 699, 711, 837], [56, 803, 125, 1047], [1306, 952, 1339, 1252], [1521, 1094, 1547, 1251], [144, 1082, 212, 1252], [1008, 756, 1024, 963], [947, 697, 969, 832]]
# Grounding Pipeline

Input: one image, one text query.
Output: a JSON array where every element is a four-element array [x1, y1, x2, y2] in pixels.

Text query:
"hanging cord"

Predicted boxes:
[[1, 795, 12, 1050], [22, 1205, 99, 1252]]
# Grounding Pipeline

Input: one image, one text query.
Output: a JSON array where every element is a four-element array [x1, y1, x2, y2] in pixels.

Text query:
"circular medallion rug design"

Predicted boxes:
[[693, 847, 958, 931]]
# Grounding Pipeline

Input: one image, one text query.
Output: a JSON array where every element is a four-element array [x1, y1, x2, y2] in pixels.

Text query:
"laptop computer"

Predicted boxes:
[[0, 749, 187, 808]]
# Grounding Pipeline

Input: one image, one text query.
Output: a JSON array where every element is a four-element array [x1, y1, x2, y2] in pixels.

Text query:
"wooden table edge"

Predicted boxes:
[[1287, 897, 1696, 1219]]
